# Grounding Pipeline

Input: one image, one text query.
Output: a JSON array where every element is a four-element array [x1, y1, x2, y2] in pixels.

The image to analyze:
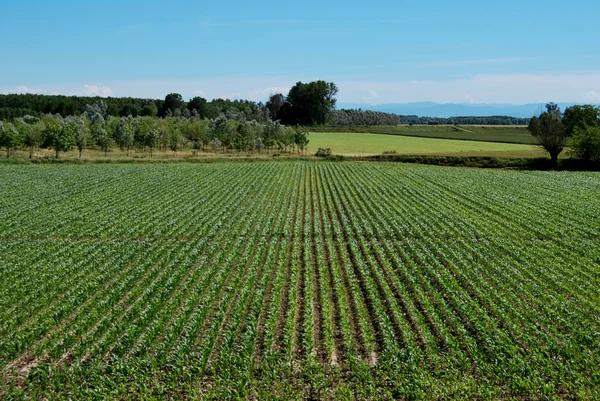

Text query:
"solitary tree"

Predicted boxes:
[[528, 103, 567, 165]]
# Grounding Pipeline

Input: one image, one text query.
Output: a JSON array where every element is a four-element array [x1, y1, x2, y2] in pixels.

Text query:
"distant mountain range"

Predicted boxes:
[[337, 102, 591, 119]]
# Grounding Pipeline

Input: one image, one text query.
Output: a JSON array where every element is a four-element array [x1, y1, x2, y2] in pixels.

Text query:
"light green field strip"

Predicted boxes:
[[307, 131, 544, 157]]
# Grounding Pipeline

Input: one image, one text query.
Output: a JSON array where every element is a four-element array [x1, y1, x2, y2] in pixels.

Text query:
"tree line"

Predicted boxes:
[[0, 103, 310, 159], [1, 83, 530, 127], [327, 110, 530, 126], [0, 93, 268, 122], [0, 81, 339, 126]]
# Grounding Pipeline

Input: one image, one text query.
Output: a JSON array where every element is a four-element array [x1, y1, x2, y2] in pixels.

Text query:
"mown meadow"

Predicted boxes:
[[1, 161, 599, 400]]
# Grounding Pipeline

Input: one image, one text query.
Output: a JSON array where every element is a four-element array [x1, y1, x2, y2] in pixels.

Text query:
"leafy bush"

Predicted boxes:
[[382, 150, 397, 155], [315, 148, 332, 157], [571, 126, 600, 162]]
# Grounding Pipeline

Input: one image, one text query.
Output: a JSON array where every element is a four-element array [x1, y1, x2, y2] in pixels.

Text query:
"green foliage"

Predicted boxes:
[[169, 127, 181, 152], [14, 117, 44, 158], [93, 125, 111, 156], [42, 115, 73, 158], [315, 147, 332, 157], [66, 117, 90, 159], [571, 125, 600, 162], [0, 121, 21, 157], [114, 116, 135, 154], [562, 105, 599, 136]]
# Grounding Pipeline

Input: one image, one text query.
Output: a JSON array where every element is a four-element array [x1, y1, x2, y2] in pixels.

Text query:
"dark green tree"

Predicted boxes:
[[284, 81, 338, 125], [141, 102, 158, 117], [528, 103, 567, 165], [162, 93, 184, 117], [266, 93, 286, 121], [187, 96, 208, 118]]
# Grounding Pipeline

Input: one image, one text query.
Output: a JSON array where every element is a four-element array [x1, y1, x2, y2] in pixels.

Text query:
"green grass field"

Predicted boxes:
[[310, 124, 537, 144], [308, 131, 546, 158], [1, 162, 599, 400]]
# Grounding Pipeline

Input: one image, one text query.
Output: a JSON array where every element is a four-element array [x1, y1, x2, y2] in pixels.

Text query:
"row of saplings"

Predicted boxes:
[[529, 103, 600, 165], [0, 113, 310, 159]]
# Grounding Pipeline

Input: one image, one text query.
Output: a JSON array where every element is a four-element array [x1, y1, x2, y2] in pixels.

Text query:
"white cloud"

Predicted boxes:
[[583, 91, 600, 101], [69, 84, 113, 97], [248, 86, 291, 100], [420, 57, 539, 68], [336, 72, 600, 104], [0, 85, 43, 94], [5, 72, 600, 105], [361, 89, 379, 104]]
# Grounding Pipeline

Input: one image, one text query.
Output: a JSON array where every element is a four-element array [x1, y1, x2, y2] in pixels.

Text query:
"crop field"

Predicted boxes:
[[1, 162, 599, 400], [308, 132, 545, 157]]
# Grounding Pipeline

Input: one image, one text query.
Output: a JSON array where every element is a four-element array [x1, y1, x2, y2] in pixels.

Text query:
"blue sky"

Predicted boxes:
[[1, 0, 599, 104]]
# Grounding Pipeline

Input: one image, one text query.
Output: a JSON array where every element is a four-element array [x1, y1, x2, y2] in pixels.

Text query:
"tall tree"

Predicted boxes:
[[162, 93, 184, 117], [528, 103, 567, 165], [266, 93, 286, 121], [187, 96, 208, 118], [284, 81, 338, 125]]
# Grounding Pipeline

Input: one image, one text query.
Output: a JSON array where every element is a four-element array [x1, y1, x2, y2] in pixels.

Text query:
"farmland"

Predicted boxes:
[[1, 162, 599, 400], [310, 124, 537, 144], [308, 131, 544, 157]]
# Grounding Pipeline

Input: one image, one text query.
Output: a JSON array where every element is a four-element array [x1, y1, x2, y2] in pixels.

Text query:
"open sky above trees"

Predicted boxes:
[[1, 0, 600, 105]]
